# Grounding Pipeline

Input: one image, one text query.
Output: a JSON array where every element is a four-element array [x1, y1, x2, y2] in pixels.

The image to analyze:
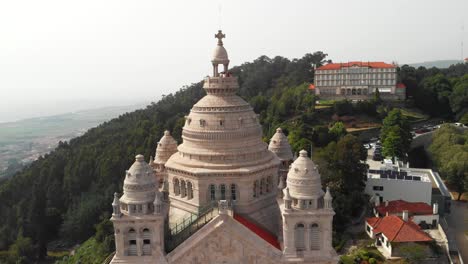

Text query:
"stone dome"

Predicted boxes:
[[120, 154, 156, 204], [268, 128, 293, 161], [212, 45, 229, 64], [166, 32, 278, 172], [154, 130, 178, 165], [286, 150, 324, 200]]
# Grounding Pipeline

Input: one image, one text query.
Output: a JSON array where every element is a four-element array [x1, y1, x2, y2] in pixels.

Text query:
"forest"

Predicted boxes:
[[0, 52, 467, 263]]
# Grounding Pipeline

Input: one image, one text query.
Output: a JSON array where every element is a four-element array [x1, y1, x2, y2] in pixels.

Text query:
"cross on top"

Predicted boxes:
[[215, 30, 225, 45]]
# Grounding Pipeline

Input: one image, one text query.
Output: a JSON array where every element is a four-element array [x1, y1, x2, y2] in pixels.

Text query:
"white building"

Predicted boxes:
[[109, 31, 338, 264], [365, 161, 433, 205], [312, 61, 406, 100]]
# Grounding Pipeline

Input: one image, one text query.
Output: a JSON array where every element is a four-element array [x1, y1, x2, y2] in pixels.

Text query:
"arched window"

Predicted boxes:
[[310, 224, 320, 250], [260, 179, 265, 195], [128, 228, 137, 256], [187, 181, 193, 200], [266, 176, 271, 193], [173, 178, 180, 195], [231, 184, 237, 201], [253, 180, 258, 198], [220, 184, 226, 200], [180, 180, 187, 197], [142, 228, 152, 255], [209, 184, 216, 201], [295, 224, 305, 250]]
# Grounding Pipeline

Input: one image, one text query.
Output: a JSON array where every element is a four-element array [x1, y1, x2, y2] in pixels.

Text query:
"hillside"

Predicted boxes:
[[407, 60, 463, 69], [0, 52, 331, 260]]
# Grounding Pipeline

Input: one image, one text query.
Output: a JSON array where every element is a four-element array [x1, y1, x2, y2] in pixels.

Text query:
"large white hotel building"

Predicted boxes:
[[311, 61, 406, 100]]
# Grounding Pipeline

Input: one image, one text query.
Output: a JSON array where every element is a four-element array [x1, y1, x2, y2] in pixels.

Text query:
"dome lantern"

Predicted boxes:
[[211, 30, 230, 77]]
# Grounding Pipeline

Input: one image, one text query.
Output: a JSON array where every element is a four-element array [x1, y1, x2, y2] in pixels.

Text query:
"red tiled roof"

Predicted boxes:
[[234, 214, 281, 250], [376, 200, 433, 216], [309, 84, 315, 90], [396, 83, 406, 89], [366, 215, 432, 243], [317, 61, 396, 70]]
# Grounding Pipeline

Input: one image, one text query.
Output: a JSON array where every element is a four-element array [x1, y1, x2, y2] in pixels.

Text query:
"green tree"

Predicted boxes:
[[449, 74, 468, 119], [380, 109, 412, 161], [9, 232, 35, 263], [329, 122, 347, 140], [315, 135, 368, 231]]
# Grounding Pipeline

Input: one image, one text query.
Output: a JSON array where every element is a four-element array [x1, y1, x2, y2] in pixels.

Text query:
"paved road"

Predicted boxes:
[[445, 200, 468, 262]]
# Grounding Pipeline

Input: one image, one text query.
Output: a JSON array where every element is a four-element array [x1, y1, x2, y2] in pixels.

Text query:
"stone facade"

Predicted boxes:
[[313, 61, 406, 101], [110, 31, 338, 264]]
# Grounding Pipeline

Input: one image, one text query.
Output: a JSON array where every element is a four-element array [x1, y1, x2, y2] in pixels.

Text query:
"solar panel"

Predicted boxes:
[[413, 176, 421, 181], [397, 175, 404, 179], [405, 176, 413, 180], [389, 174, 396, 179], [381, 174, 388, 179]]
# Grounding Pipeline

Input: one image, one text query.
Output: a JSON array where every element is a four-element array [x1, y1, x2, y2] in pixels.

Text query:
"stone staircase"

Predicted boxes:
[[165, 202, 219, 252]]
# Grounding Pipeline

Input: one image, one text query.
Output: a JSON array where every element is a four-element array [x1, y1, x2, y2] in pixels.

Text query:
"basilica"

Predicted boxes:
[[110, 30, 338, 264]]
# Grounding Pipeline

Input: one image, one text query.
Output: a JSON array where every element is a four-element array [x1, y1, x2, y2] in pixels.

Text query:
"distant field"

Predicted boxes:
[[0, 103, 147, 179]]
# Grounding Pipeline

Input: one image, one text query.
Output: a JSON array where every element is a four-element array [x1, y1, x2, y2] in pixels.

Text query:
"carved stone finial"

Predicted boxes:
[[215, 30, 225, 46]]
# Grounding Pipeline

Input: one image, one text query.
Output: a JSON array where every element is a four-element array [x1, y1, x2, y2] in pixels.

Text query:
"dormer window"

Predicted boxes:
[[199, 119, 206, 127], [219, 120, 224, 126]]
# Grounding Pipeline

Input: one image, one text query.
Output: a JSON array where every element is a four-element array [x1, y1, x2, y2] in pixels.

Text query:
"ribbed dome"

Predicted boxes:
[[154, 130, 178, 165], [268, 128, 293, 161], [286, 150, 324, 199], [165, 31, 278, 173], [120, 155, 156, 204]]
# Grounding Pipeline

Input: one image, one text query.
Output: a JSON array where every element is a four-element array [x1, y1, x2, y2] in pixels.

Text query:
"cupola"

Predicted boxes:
[[154, 130, 178, 166], [119, 155, 157, 215], [286, 150, 324, 202], [268, 128, 293, 161]]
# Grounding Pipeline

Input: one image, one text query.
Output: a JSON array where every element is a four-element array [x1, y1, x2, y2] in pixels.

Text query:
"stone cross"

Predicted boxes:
[[215, 30, 225, 45]]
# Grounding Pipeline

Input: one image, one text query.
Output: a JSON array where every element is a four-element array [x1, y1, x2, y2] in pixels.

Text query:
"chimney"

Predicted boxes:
[[385, 200, 389, 207], [433, 203, 439, 215], [402, 210, 409, 222]]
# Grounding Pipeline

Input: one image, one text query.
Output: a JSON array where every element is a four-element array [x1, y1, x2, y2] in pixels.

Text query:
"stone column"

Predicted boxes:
[[114, 228, 125, 257], [137, 231, 143, 256]]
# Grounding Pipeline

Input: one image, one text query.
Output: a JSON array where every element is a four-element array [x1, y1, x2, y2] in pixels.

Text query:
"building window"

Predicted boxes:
[[180, 180, 186, 197], [260, 179, 266, 195], [173, 178, 180, 195], [128, 228, 137, 256], [310, 224, 320, 250], [253, 180, 259, 198], [209, 184, 216, 201], [199, 119, 206, 127], [187, 181, 193, 200], [231, 184, 237, 201], [142, 228, 151, 256], [373, 186, 384, 191], [266, 176, 271, 193], [220, 184, 226, 200], [295, 223, 305, 250], [219, 120, 224, 126]]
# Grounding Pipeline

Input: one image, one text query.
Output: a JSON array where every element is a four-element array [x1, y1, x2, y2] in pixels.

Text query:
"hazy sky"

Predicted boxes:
[[0, 0, 467, 123]]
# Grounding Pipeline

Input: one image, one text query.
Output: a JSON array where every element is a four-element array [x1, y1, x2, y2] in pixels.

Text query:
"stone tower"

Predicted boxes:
[[111, 155, 168, 263], [164, 30, 280, 232], [280, 150, 337, 263], [268, 127, 293, 197]]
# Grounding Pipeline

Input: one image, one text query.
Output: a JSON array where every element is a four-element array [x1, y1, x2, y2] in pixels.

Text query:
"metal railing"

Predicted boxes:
[[102, 251, 115, 264], [165, 202, 220, 252]]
